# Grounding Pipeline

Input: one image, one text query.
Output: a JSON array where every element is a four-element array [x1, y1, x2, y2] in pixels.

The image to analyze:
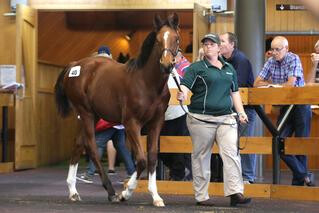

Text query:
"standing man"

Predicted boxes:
[[219, 32, 256, 184], [254, 36, 315, 186]]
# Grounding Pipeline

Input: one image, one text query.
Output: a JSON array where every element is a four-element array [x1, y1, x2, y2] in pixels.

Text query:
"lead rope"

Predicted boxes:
[[172, 74, 246, 155]]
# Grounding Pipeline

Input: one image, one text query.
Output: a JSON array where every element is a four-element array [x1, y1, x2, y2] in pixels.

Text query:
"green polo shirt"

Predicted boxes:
[[181, 57, 238, 116]]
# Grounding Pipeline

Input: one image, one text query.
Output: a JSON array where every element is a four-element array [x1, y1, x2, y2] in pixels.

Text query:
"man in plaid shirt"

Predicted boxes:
[[254, 36, 315, 186]]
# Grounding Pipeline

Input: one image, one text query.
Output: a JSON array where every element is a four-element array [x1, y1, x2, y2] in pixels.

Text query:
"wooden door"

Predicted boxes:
[[15, 4, 38, 170], [192, 3, 211, 62]]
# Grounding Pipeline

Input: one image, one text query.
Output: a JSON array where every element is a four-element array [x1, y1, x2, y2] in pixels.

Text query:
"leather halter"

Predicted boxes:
[[162, 47, 178, 57], [159, 47, 179, 73]]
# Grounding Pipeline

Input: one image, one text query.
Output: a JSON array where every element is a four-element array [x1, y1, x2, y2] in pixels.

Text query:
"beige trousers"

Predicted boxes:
[[186, 113, 244, 202]]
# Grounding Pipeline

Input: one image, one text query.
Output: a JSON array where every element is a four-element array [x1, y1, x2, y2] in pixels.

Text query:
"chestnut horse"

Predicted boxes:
[[54, 13, 180, 207]]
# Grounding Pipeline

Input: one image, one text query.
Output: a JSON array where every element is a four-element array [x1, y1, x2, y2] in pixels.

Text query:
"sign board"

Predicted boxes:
[[276, 4, 306, 11], [0, 65, 16, 86], [211, 0, 227, 12]]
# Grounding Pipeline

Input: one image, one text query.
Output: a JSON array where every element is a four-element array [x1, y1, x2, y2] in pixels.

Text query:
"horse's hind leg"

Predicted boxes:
[[88, 147, 119, 202], [120, 121, 143, 201], [67, 132, 84, 201], [80, 112, 119, 202]]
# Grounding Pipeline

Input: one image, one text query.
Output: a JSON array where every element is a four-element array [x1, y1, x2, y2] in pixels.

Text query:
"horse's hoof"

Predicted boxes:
[[119, 191, 129, 202], [69, 193, 81, 202], [153, 199, 165, 207], [108, 194, 120, 203], [118, 194, 126, 202]]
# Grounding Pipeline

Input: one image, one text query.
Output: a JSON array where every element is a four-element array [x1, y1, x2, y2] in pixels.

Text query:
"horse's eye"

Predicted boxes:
[[176, 39, 180, 44]]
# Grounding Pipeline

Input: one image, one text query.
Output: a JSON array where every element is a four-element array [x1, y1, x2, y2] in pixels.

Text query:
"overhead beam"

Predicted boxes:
[[29, 0, 211, 10]]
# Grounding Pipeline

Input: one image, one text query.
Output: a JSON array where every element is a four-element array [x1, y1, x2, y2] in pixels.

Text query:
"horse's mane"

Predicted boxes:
[[127, 31, 157, 71]]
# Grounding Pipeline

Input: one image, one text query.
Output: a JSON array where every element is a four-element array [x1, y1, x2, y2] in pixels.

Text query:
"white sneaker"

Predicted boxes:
[[243, 180, 251, 184], [76, 173, 93, 184]]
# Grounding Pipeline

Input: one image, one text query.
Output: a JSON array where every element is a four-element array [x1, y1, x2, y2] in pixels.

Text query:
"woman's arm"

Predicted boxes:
[[231, 91, 248, 123]]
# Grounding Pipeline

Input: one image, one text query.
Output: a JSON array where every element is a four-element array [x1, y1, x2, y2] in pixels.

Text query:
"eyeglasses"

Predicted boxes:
[[270, 47, 285, 52]]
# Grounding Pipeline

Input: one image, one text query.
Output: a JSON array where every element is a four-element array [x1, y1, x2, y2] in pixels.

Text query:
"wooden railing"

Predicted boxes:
[[134, 86, 319, 201]]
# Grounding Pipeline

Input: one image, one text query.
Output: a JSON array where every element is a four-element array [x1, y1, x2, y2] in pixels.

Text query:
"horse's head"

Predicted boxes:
[[154, 13, 180, 74]]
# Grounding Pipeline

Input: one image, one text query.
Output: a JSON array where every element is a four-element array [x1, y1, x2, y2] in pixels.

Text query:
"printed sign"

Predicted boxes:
[[68, 66, 81, 77], [276, 4, 306, 11]]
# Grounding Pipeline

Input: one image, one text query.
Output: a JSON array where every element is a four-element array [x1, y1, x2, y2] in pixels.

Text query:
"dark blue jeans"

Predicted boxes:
[[87, 128, 135, 176], [239, 107, 256, 182], [278, 105, 312, 185]]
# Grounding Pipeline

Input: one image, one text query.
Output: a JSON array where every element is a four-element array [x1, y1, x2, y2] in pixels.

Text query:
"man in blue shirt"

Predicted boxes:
[[220, 32, 256, 184], [254, 36, 314, 186]]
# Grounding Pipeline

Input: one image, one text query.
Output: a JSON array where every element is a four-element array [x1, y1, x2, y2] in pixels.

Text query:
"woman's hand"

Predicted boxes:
[[176, 85, 189, 103], [177, 91, 185, 102], [238, 111, 248, 124]]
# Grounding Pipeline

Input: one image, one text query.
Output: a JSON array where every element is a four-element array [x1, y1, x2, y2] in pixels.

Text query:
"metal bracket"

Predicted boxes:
[[202, 9, 212, 17], [279, 137, 285, 155]]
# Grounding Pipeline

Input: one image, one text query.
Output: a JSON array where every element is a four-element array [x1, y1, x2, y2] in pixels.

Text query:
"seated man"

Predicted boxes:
[[254, 36, 315, 186]]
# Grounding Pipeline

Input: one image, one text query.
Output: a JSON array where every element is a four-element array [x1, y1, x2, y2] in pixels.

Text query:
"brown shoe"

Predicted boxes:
[[196, 199, 214, 206], [230, 193, 251, 207]]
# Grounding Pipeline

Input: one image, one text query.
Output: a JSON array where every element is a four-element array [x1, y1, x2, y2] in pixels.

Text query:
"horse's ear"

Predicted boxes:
[[168, 13, 179, 29], [153, 14, 163, 31]]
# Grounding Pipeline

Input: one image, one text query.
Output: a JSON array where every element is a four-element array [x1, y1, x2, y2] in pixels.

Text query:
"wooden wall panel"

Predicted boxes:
[[38, 12, 193, 66], [37, 63, 79, 165], [266, 0, 319, 32], [0, 0, 16, 64], [211, 15, 234, 35], [14, 4, 38, 170]]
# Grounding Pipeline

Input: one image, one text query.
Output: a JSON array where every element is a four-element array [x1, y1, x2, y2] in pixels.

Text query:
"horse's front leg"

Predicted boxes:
[[67, 132, 84, 201], [120, 120, 143, 201], [147, 117, 165, 207]]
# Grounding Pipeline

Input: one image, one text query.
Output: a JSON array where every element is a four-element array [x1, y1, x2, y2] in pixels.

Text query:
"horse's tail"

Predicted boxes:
[[54, 66, 71, 117]]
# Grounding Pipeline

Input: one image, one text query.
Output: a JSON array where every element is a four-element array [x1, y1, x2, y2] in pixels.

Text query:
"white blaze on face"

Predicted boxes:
[[163, 31, 170, 57]]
